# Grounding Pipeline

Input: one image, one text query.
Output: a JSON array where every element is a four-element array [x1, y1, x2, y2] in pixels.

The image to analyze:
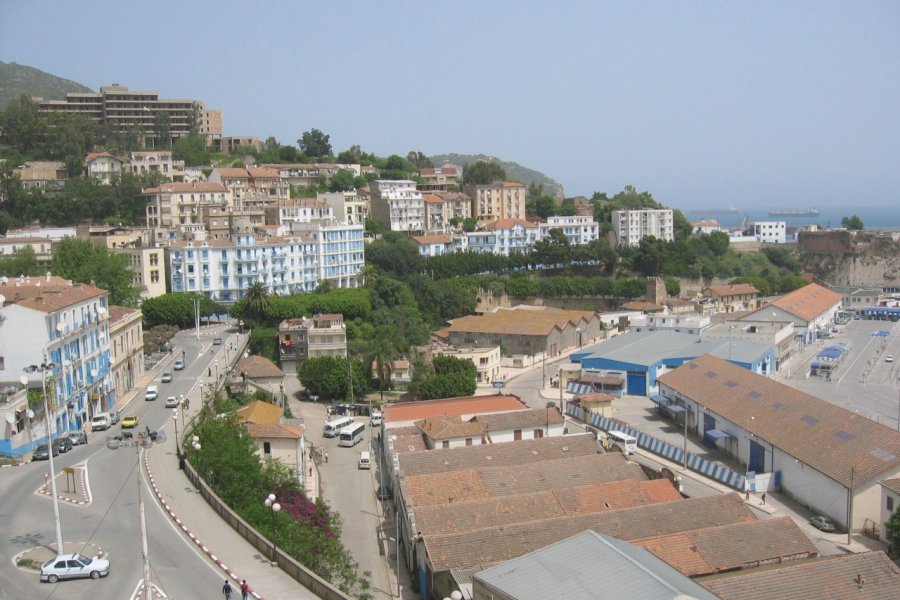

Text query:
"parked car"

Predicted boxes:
[[68, 431, 88, 446], [165, 396, 179, 408], [108, 411, 120, 425], [809, 515, 836, 532], [32, 443, 58, 460], [174, 358, 185, 370], [213, 337, 223, 346], [161, 372, 173, 383], [90, 413, 111, 431], [376, 485, 392, 501], [886, 355, 894, 363], [145, 385, 159, 401], [40, 553, 110, 583], [121, 415, 139, 429], [53, 437, 73, 454], [370, 410, 383, 427]]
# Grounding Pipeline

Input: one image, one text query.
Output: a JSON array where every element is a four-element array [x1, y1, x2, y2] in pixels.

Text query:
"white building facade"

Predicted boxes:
[[611, 209, 674, 246], [539, 215, 600, 245], [369, 180, 425, 232], [751, 221, 787, 244]]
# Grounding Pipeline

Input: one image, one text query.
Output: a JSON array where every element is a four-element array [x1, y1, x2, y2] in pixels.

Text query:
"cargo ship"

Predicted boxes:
[[768, 208, 819, 217]]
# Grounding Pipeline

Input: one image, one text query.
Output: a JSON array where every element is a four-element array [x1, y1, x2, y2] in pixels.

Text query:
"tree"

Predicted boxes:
[[704, 231, 730, 256], [633, 236, 665, 276], [841, 215, 864, 230], [329, 169, 357, 192], [412, 355, 477, 400], [242, 282, 271, 323], [0, 245, 41, 276], [462, 161, 507, 186], [0, 95, 46, 156], [173, 134, 211, 166], [52, 238, 140, 306], [297, 128, 332, 159], [406, 151, 433, 169], [140, 293, 226, 328], [885, 506, 900, 557], [368, 326, 402, 403]]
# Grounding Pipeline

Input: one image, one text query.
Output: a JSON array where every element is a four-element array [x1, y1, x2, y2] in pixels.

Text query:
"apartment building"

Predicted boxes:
[[288, 221, 365, 289], [38, 84, 211, 147], [751, 220, 787, 244], [423, 191, 472, 233], [143, 181, 232, 243], [368, 179, 425, 232], [206, 136, 260, 154], [0, 275, 112, 441], [265, 199, 335, 226], [418, 165, 462, 191], [411, 234, 454, 257], [467, 181, 527, 226], [277, 313, 347, 370], [15, 161, 68, 190], [317, 191, 367, 225], [200, 205, 265, 241], [107, 306, 144, 403], [611, 208, 674, 246], [538, 215, 599, 245], [0, 236, 54, 268], [129, 150, 173, 178], [460, 219, 539, 255]]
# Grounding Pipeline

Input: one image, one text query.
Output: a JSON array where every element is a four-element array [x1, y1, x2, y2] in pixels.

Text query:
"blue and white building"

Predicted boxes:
[[538, 215, 599, 245], [0, 274, 112, 453]]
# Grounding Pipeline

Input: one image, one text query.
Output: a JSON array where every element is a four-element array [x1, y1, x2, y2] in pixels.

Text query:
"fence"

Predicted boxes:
[[567, 404, 747, 491]]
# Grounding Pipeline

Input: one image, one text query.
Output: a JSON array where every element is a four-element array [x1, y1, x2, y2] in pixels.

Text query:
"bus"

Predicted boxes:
[[323, 416, 354, 438], [338, 422, 366, 447], [606, 430, 637, 455]]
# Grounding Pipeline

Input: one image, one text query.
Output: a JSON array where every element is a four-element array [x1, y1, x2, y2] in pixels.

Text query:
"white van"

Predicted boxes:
[[370, 410, 383, 427], [358, 451, 371, 470], [91, 413, 111, 431], [323, 416, 354, 438]]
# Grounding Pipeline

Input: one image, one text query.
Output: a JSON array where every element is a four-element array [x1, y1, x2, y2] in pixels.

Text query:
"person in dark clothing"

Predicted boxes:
[[222, 579, 233, 599]]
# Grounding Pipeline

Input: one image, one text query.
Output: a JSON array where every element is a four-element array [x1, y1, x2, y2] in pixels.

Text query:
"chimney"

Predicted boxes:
[[35, 296, 43, 305]]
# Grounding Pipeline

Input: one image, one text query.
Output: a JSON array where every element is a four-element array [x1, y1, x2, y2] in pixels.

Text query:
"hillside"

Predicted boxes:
[[429, 153, 564, 197], [0, 61, 93, 109], [798, 230, 900, 286]]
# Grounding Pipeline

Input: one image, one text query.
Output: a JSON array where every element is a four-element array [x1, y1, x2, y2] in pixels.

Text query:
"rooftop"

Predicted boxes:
[[745, 282, 843, 323], [383, 393, 527, 424]]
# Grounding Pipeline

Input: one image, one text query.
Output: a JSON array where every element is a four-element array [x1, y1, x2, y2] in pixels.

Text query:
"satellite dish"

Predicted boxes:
[[19, 375, 28, 386], [27, 409, 34, 419], [98, 306, 107, 315], [56, 322, 65, 332]]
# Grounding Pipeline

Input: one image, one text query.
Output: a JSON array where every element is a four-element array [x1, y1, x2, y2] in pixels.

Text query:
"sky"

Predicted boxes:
[[1, 1, 899, 212]]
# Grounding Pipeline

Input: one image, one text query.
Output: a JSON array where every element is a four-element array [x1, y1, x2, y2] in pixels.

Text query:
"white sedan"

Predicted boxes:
[[40, 553, 110, 583], [165, 396, 179, 408]]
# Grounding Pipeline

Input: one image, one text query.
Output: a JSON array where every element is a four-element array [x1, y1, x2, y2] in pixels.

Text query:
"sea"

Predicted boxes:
[[684, 205, 899, 231]]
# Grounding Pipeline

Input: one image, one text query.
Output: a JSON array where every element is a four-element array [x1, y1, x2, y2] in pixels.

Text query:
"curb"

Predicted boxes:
[[143, 431, 263, 600], [37, 465, 91, 506]]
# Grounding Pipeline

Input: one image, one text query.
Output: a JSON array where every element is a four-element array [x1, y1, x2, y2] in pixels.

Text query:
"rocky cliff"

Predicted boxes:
[[798, 230, 900, 286]]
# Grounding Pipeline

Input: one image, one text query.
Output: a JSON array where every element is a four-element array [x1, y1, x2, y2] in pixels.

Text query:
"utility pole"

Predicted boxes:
[[194, 297, 200, 340], [138, 442, 152, 600], [847, 466, 855, 546]]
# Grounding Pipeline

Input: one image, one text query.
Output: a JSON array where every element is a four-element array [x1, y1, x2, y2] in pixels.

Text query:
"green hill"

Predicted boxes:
[[0, 61, 93, 109], [429, 153, 564, 197]]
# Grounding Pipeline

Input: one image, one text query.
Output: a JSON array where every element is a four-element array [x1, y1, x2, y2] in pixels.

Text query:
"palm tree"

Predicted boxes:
[[243, 281, 270, 322], [369, 326, 401, 404]]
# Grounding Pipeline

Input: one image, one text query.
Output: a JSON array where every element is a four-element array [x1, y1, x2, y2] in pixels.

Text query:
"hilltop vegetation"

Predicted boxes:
[[0, 61, 93, 109], [430, 152, 563, 196]]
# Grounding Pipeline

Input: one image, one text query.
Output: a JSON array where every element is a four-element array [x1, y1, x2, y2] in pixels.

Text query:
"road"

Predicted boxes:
[[0, 324, 238, 599]]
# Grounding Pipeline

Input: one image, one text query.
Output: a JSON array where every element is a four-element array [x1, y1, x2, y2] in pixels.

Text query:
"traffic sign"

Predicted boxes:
[[492, 381, 505, 388]]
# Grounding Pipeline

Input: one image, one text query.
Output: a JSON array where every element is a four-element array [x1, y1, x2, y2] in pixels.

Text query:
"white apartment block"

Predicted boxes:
[[144, 182, 232, 243], [0, 275, 113, 446], [129, 150, 174, 178], [459, 219, 540, 255], [107, 306, 144, 404], [611, 209, 674, 246], [539, 215, 599, 245], [317, 191, 368, 225], [266, 199, 335, 225], [369, 180, 425, 232], [412, 234, 454, 257], [467, 181, 527, 226], [167, 223, 363, 303], [751, 221, 787, 244]]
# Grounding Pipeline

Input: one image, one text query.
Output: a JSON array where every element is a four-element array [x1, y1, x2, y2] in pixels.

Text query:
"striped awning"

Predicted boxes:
[[567, 382, 592, 395]]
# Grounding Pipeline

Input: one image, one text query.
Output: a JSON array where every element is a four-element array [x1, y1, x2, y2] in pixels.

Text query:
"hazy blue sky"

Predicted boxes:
[[2, 1, 898, 210]]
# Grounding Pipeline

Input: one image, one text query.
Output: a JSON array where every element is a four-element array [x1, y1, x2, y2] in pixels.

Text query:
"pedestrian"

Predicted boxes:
[[222, 579, 233, 599], [325, 452, 329, 463], [744, 489, 750, 501], [761, 492, 767, 506], [240, 579, 250, 600], [309, 465, 313, 477], [208, 367, 212, 377]]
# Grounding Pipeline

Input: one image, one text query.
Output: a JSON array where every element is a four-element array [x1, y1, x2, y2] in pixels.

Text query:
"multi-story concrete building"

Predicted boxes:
[[538, 215, 599, 245], [124, 247, 166, 300], [423, 191, 472, 233], [15, 161, 68, 190], [411, 234, 454, 257], [467, 181, 527, 226], [0, 236, 54, 268], [208, 167, 289, 209], [107, 306, 144, 404], [166, 222, 363, 303], [206, 136, 260, 154], [418, 165, 462, 191], [85, 152, 125, 184], [0, 275, 112, 441], [317, 191, 367, 225], [128, 150, 173, 179], [433, 345, 501, 384], [611, 208, 674, 247], [277, 314, 347, 371], [460, 219, 540, 255], [265, 199, 335, 226], [143, 181, 232, 243], [368, 180, 425, 232], [38, 84, 212, 147], [750, 220, 787, 244], [200, 205, 265, 241]]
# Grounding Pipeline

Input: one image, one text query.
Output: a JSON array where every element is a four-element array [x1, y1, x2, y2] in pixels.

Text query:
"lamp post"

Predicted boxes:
[[22, 361, 64, 554], [172, 408, 180, 460], [191, 435, 201, 465], [215, 360, 219, 382], [264, 493, 281, 564]]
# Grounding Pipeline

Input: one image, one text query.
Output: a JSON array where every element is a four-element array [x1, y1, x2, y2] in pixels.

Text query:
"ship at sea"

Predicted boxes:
[[689, 207, 740, 215], [768, 208, 820, 217]]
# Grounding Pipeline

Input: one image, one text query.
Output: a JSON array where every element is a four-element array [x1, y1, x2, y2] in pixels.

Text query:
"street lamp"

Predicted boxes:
[[191, 435, 201, 465], [22, 361, 64, 554], [172, 408, 181, 466], [264, 493, 281, 564]]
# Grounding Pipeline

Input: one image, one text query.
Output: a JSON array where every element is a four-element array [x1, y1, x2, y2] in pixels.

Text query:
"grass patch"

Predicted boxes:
[[17, 558, 39, 569]]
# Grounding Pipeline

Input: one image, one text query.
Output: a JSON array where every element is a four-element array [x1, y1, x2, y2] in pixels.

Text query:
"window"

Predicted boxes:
[[442, 440, 449, 449], [150, 253, 158, 266], [150, 270, 160, 283], [465, 438, 473, 446], [514, 430, 522, 441], [534, 429, 543, 439], [889, 496, 895, 512], [263, 442, 271, 455]]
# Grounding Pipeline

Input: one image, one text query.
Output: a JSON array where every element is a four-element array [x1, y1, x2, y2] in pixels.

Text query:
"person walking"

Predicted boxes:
[[761, 492, 767, 506], [325, 452, 329, 463], [222, 579, 233, 599], [744, 488, 750, 501], [240, 579, 250, 600]]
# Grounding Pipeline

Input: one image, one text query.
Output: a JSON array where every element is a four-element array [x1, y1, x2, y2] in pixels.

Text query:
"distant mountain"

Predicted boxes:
[[429, 153, 564, 198], [0, 61, 93, 109]]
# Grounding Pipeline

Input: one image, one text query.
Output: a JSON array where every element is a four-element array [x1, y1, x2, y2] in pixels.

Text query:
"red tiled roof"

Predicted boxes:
[[107, 305, 140, 325], [234, 355, 285, 379], [658, 354, 900, 487], [244, 422, 304, 439], [143, 182, 227, 194], [705, 283, 759, 297], [1, 276, 106, 313], [445, 307, 594, 337], [484, 219, 537, 230], [746, 282, 842, 323], [412, 234, 453, 245], [383, 394, 527, 423]]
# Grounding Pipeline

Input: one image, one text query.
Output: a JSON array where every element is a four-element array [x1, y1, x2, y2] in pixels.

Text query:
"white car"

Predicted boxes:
[[370, 410, 383, 427], [165, 396, 179, 408], [886, 355, 894, 363], [145, 385, 159, 401], [40, 553, 110, 583]]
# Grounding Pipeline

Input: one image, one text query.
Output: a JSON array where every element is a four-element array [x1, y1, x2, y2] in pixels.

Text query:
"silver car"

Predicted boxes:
[[809, 515, 836, 532]]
